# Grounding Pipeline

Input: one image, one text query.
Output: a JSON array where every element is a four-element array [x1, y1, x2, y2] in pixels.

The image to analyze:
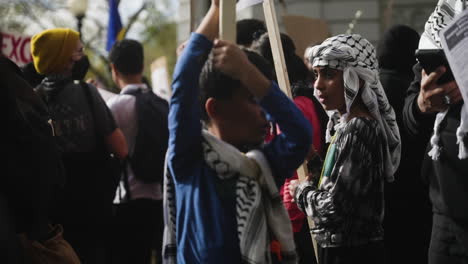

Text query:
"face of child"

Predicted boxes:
[[313, 66, 346, 114], [218, 85, 269, 147]]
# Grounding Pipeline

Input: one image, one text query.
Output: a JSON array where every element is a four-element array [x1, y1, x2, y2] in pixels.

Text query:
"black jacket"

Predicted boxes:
[[2, 56, 64, 240], [403, 62, 468, 220]]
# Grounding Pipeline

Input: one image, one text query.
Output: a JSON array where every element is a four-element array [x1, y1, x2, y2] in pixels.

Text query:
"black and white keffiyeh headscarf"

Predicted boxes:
[[420, 0, 467, 49], [419, 0, 468, 160], [308, 34, 401, 182]]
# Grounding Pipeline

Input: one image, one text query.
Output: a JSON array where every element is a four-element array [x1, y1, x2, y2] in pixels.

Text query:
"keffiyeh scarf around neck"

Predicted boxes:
[[162, 131, 297, 264], [308, 34, 401, 182], [419, 0, 468, 160]]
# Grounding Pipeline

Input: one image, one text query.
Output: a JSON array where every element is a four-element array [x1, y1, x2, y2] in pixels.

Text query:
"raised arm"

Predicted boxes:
[[168, 1, 219, 178], [196, 0, 219, 42]]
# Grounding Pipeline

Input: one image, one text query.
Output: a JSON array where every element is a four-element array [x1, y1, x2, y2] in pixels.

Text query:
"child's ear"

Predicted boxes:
[[205, 97, 220, 121]]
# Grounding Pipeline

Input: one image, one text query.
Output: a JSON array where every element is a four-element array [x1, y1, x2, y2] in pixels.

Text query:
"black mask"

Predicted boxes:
[[71, 55, 90, 81]]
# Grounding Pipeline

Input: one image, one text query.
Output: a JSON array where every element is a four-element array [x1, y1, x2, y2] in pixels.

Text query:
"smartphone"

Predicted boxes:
[[415, 49, 455, 84]]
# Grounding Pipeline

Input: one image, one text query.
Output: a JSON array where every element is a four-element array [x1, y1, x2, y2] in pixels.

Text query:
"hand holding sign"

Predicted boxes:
[[213, 39, 249, 80]]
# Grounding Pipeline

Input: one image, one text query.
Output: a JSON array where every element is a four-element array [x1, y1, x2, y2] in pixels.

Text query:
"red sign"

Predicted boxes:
[[1, 32, 32, 66]]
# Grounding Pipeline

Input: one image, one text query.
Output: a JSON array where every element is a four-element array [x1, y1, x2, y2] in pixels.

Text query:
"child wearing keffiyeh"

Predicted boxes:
[[290, 34, 401, 264], [162, 1, 311, 263]]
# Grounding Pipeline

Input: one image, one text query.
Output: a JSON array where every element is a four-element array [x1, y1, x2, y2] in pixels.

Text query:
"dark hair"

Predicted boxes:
[[291, 80, 315, 100], [236, 19, 267, 46], [252, 32, 309, 85], [377, 24, 420, 75], [199, 49, 274, 122], [109, 39, 144, 75]]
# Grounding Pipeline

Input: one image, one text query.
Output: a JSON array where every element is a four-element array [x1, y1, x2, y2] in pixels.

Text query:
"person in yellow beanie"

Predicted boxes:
[[31, 28, 83, 75], [32, 28, 128, 264]]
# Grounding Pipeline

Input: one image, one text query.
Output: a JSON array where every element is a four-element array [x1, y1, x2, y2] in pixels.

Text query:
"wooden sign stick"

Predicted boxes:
[[263, 0, 319, 261], [219, 0, 237, 42], [190, 0, 196, 32]]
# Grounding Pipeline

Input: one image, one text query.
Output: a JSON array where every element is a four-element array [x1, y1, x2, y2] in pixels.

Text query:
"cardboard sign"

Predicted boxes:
[[282, 15, 330, 58], [1, 32, 33, 66], [151, 56, 171, 102]]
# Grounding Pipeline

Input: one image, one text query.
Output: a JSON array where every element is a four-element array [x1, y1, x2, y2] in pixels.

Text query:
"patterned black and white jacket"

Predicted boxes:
[[295, 117, 385, 248]]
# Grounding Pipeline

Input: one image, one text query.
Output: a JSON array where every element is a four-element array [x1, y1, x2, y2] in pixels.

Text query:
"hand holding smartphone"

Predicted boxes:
[[415, 49, 455, 85]]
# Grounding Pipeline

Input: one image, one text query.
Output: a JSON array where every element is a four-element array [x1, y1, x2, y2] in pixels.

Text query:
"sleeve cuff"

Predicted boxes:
[[189, 32, 213, 50], [294, 181, 315, 211]]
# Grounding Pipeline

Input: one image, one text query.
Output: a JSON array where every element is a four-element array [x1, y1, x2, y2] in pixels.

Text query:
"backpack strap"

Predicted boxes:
[[79, 81, 103, 143]]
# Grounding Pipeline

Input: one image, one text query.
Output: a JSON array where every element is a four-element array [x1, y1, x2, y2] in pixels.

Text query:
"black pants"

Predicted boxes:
[[54, 189, 114, 264], [112, 199, 164, 264], [429, 213, 468, 264], [295, 220, 318, 264], [318, 241, 384, 264]]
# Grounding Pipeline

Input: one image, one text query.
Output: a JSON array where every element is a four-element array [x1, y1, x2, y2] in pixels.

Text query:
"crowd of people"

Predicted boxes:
[[3, 0, 468, 263]]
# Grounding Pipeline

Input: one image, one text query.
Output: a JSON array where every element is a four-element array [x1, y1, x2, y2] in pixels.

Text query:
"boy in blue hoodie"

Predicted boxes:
[[163, 1, 311, 263]]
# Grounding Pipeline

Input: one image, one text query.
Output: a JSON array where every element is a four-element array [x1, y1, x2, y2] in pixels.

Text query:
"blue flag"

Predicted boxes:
[[106, 0, 125, 51]]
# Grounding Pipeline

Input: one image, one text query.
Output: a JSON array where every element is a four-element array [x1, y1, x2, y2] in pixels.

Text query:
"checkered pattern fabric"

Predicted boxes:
[[419, 0, 468, 160], [308, 34, 401, 182]]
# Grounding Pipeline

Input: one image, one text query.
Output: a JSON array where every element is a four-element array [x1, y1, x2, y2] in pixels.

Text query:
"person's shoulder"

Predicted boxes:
[[107, 93, 134, 107]]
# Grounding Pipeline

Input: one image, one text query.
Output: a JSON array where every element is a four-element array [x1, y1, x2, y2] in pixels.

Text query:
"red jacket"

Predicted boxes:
[[279, 96, 324, 233]]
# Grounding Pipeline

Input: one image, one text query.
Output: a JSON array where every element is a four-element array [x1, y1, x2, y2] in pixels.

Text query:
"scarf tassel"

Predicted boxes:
[[457, 127, 468, 159]]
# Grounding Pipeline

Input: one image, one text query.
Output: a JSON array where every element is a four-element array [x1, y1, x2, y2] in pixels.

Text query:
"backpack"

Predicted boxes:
[[123, 87, 169, 183], [40, 81, 123, 221]]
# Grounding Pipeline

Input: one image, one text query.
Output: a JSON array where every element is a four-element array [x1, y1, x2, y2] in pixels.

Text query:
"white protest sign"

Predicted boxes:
[[1, 32, 32, 66], [237, 0, 263, 11], [440, 8, 468, 110]]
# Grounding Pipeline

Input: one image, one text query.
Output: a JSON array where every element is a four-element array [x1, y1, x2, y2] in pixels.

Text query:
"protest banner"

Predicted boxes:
[[1, 32, 32, 66]]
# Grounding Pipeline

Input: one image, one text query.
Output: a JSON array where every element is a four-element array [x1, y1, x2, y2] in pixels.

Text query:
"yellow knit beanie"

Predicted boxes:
[[31, 28, 80, 75]]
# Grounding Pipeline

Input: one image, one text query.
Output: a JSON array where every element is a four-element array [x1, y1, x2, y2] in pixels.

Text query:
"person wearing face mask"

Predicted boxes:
[[31, 28, 128, 264]]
